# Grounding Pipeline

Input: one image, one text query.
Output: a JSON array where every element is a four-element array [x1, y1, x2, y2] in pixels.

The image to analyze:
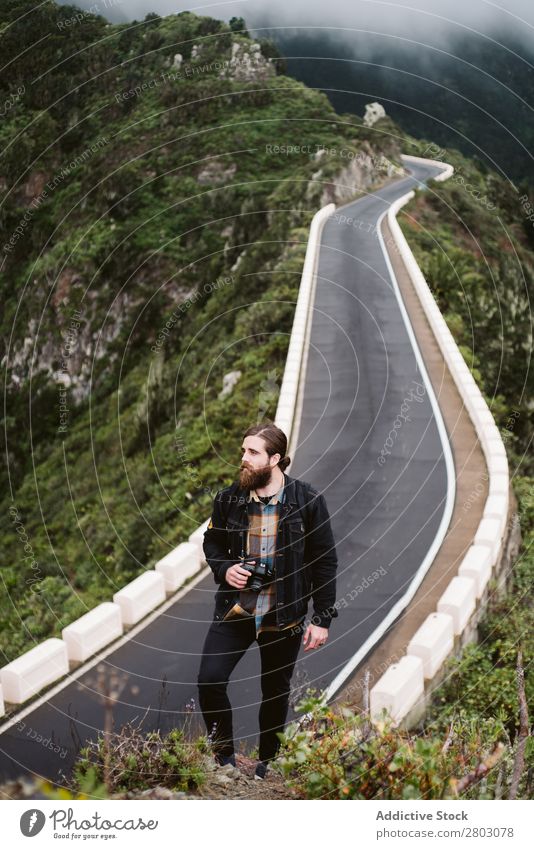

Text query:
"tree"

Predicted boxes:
[[229, 16, 248, 36]]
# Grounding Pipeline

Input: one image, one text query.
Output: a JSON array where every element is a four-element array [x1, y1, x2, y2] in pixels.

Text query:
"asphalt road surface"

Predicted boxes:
[[0, 158, 453, 785]]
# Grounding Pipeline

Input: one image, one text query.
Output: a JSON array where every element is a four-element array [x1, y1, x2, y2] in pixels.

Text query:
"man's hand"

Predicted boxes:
[[302, 623, 329, 651], [225, 562, 255, 589]]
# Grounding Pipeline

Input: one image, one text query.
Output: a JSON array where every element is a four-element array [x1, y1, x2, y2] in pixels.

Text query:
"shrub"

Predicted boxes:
[[276, 690, 523, 800], [71, 722, 209, 796]]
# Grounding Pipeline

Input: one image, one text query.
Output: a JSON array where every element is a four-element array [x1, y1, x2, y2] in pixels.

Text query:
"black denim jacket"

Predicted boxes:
[[203, 473, 339, 629]]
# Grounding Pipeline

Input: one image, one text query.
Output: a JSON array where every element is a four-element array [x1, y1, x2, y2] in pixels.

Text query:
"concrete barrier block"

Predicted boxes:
[[432, 322, 450, 344], [430, 320, 448, 343], [370, 655, 424, 723], [485, 453, 509, 477], [474, 410, 501, 436], [407, 612, 454, 679], [435, 164, 454, 181], [457, 376, 480, 400], [456, 378, 480, 403], [443, 343, 464, 363], [1, 639, 69, 704], [482, 424, 502, 443], [489, 473, 509, 497], [432, 319, 450, 342], [474, 516, 503, 564], [483, 438, 507, 460], [458, 545, 492, 598], [481, 438, 508, 463], [447, 350, 474, 380], [0, 685, 4, 718], [467, 387, 487, 405], [275, 401, 294, 420], [437, 576, 477, 634], [466, 394, 489, 419], [285, 353, 303, 368], [438, 340, 458, 364], [189, 518, 210, 562], [155, 542, 201, 592], [448, 359, 476, 392], [484, 418, 501, 439], [419, 289, 437, 307], [62, 602, 123, 663], [442, 346, 464, 368], [113, 571, 166, 627], [451, 370, 474, 396], [483, 493, 509, 537], [437, 325, 457, 345]]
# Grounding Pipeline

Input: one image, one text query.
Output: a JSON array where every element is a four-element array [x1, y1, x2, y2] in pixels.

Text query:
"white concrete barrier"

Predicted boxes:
[[189, 518, 210, 563], [487, 437, 508, 456], [155, 542, 201, 592], [485, 453, 509, 478], [458, 544, 492, 598], [482, 438, 507, 461], [401, 154, 454, 182], [407, 612, 454, 679], [62, 602, 123, 663], [275, 203, 335, 451], [483, 493, 509, 538], [462, 377, 484, 400], [0, 685, 4, 718], [483, 424, 502, 443], [450, 366, 480, 398], [476, 410, 503, 435], [474, 517, 503, 564], [465, 393, 489, 419], [1, 639, 69, 704], [435, 165, 454, 181], [113, 571, 166, 627], [370, 655, 424, 723], [489, 473, 509, 497], [447, 356, 471, 388], [437, 576, 477, 633]]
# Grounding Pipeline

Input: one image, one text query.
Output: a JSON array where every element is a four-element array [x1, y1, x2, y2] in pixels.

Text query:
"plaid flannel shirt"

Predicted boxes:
[[221, 479, 305, 636]]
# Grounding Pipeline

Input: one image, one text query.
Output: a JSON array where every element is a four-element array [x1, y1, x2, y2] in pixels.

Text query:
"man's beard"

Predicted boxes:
[[239, 463, 272, 492]]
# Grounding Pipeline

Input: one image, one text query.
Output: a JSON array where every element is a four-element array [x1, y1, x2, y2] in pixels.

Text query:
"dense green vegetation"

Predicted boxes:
[[277, 693, 529, 800]]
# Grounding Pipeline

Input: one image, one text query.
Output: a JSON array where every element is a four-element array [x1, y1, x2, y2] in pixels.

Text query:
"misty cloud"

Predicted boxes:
[[57, 0, 534, 46]]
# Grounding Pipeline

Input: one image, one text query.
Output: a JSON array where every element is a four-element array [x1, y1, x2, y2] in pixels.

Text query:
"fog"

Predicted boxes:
[[57, 0, 534, 48]]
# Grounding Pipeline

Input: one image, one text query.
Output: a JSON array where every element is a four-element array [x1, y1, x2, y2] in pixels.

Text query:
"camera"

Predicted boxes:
[[240, 555, 274, 592]]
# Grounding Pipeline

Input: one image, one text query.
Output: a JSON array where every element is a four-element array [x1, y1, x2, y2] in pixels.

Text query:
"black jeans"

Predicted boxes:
[[197, 615, 302, 763]]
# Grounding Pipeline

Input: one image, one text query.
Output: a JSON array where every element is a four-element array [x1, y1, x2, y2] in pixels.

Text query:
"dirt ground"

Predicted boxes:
[[183, 753, 304, 800], [0, 753, 303, 801]]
